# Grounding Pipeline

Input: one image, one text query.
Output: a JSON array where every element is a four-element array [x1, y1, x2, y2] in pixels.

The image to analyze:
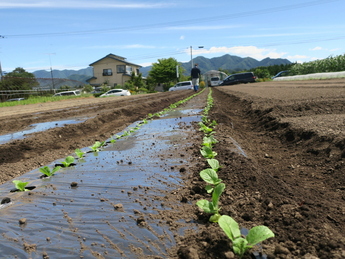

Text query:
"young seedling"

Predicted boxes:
[[12, 180, 29, 192], [200, 161, 222, 193], [75, 148, 85, 158], [196, 183, 225, 222], [200, 146, 217, 159], [89, 141, 105, 152], [198, 122, 213, 134], [39, 166, 62, 177], [109, 137, 116, 144], [202, 136, 218, 148], [207, 158, 221, 171], [60, 156, 75, 167], [218, 215, 275, 258]]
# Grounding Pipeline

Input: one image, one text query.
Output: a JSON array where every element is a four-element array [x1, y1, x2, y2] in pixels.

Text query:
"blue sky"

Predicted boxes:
[[0, 0, 344, 73]]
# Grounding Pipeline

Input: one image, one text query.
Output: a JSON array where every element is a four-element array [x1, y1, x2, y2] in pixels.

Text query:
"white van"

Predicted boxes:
[[53, 90, 81, 97], [210, 77, 220, 87], [169, 81, 193, 91]]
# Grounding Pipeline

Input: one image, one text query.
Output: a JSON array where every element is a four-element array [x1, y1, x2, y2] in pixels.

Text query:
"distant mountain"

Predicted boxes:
[[139, 54, 291, 77], [33, 67, 93, 83], [32, 55, 291, 80]]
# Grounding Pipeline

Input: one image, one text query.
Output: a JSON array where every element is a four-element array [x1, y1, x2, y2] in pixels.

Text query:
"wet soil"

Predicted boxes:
[[1, 78, 345, 259]]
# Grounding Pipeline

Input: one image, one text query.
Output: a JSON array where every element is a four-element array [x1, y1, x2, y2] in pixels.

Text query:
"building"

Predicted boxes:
[[87, 54, 142, 87]]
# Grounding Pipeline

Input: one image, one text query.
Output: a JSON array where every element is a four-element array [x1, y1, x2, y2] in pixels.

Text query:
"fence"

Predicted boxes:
[[0, 77, 86, 101]]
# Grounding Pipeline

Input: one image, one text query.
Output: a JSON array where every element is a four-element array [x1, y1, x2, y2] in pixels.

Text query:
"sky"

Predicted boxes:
[[0, 0, 344, 73]]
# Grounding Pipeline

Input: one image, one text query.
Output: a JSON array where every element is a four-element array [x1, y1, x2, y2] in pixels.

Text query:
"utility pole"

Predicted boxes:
[[46, 53, 56, 90], [190, 46, 204, 69], [0, 35, 4, 81]]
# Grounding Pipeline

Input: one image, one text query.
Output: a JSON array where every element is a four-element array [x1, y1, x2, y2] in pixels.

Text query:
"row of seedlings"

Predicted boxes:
[[196, 88, 275, 259], [11, 90, 205, 192]]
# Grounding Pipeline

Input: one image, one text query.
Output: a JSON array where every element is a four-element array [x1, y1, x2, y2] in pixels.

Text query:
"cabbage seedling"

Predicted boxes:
[[198, 122, 213, 134], [200, 168, 222, 193], [207, 158, 221, 171], [200, 146, 217, 159], [12, 180, 29, 192], [89, 141, 105, 152], [202, 136, 218, 148], [60, 156, 75, 167], [218, 215, 274, 258], [196, 183, 225, 222], [39, 166, 61, 177], [75, 148, 85, 158]]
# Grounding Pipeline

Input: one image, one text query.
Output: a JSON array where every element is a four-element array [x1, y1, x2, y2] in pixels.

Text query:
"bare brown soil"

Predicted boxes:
[[1, 79, 344, 259]]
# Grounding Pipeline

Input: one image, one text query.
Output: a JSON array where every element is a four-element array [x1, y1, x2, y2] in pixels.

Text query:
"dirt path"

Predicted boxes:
[[0, 79, 344, 258]]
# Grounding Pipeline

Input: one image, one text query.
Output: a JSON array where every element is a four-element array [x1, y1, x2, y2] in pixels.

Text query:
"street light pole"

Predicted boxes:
[[190, 46, 204, 69]]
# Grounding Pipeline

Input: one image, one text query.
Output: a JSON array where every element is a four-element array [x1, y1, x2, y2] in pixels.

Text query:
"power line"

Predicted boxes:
[[1, 0, 340, 38]]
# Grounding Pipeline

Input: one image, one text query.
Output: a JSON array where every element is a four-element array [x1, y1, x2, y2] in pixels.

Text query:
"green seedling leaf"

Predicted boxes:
[[233, 238, 249, 257], [89, 141, 104, 152], [110, 138, 116, 143], [12, 180, 29, 192], [39, 166, 61, 177], [200, 146, 217, 159], [218, 215, 274, 258], [61, 156, 75, 167], [200, 169, 222, 185], [196, 199, 216, 214], [246, 226, 275, 246], [205, 185, 214, 193], [218, 215, 241, 242], [207, 158, 221, 171], [75, 148, 84, 158], [212, 183, 225, 211]]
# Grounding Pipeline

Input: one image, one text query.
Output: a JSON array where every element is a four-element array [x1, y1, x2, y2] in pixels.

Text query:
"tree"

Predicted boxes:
[[149, 58, 184, 89], [0, 67, 38, 90]]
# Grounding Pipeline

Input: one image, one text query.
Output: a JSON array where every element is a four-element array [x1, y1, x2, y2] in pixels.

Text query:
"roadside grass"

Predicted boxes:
[[0, 94, 95, 108]]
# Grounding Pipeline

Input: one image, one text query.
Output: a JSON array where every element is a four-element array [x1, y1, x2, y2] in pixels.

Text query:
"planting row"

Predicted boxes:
[[9, 90, 204, 193], [195, 88, 275, 258]]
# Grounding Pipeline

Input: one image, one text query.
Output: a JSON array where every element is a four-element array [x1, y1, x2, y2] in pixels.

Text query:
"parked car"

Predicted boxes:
[[100, 89, 131, 97], [169, 81, 193, 91], [53, 90, 81, 96], [218, 72, 256, 86], [6, 98, 25, 102], [272, 70, 290, 79], [210, 77, 220, 87]]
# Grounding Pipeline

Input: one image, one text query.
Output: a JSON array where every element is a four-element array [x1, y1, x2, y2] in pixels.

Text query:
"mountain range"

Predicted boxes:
[[33, 54, 291, 83]]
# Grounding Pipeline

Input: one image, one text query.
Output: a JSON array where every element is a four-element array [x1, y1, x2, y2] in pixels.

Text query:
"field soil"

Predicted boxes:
[[0, 79, 344, 259]]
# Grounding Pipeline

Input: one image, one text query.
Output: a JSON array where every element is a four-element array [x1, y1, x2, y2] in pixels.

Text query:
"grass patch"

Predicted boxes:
[[0, 94, 95, 108]]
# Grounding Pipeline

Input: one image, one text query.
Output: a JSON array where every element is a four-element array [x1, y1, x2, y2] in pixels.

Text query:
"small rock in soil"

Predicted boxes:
[[114, 203, 124, 212], [1, 197, 11, 204], [70, 182, 78, 187], [19, 218, 27, 225]]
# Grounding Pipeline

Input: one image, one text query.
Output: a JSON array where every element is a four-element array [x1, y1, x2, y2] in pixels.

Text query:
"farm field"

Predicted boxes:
[[0, 79, 344, 258]]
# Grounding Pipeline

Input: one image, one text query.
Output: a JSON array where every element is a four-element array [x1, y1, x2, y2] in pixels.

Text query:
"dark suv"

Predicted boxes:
[[219, 72, 256, 86]]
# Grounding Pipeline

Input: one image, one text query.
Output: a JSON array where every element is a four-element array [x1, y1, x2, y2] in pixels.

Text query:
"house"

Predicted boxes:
[[87, 53, 142, 87]]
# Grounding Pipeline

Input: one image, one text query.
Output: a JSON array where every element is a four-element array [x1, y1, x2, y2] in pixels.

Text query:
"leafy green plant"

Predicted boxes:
[[89, 141, 105, 152], [202, 136, 218, 148], [198, 122, 213, 134], [60, 156, 75, 167], [39, 166, 61, 177], [207, 158, 221, 171], [218, 215, 274, 258], [75, 148, 85, 158], [196, 183, 225, 222], [200, 146, 217, 159], [12, 180, 29, 192]]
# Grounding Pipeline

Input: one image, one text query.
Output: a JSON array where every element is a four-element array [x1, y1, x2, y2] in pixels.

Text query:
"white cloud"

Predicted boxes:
[[180, 35, 185, 40], [0, 1, 173, 9], [310, 47, 323, 51], [189, 46, 287, 60]]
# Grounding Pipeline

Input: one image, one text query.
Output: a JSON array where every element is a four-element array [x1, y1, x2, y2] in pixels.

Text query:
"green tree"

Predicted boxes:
[[0, 67, 38, 90], [253, 68, 271, 79], [149, 58, 184, 90]]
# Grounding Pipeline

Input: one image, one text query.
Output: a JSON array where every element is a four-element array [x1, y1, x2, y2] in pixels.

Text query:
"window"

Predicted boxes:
[[103, 69, 112, 76], [126, 66, 132, 74], [117, 65, 125, 73]]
